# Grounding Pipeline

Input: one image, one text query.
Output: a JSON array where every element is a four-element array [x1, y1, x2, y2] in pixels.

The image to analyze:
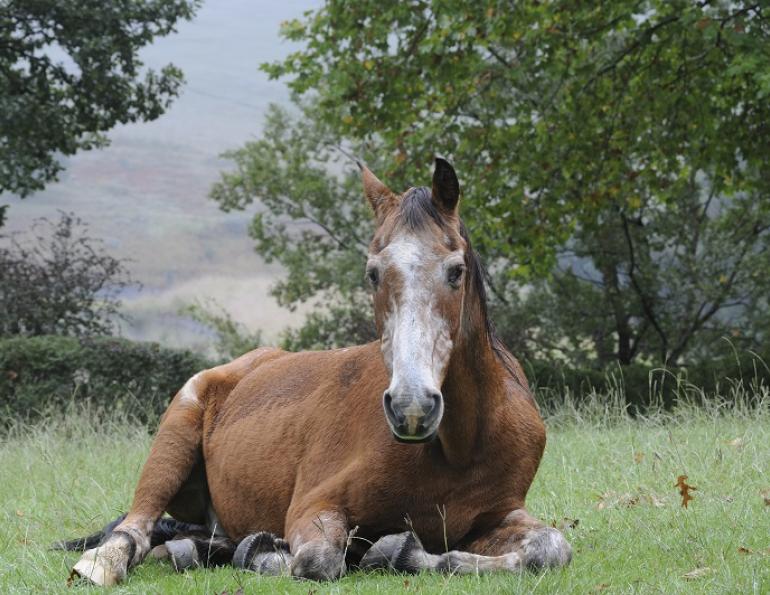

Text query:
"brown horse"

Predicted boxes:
[[64, 159, 571, 585]]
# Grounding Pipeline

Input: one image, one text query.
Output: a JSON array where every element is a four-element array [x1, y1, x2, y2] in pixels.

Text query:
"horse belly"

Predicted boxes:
[[203, 404, 301, 540]]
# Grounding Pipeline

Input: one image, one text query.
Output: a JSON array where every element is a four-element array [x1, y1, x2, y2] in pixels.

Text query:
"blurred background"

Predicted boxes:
[[2, 1, 769, 416]]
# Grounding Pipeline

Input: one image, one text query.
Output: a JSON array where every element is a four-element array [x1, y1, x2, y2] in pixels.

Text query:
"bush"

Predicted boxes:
[[0, 335, 211, 425], [525, 348, 770, 411]]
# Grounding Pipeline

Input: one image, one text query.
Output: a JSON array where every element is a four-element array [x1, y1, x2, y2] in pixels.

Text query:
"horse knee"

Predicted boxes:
[[290, 539, 345, 581], [521, 527, 572, 570]]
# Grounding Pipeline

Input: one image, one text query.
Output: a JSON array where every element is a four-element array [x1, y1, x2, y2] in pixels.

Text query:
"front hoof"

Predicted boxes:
[[69, 546, 127, 586], [290, 541, 345, 581], [359, 532, 424, 573], [233, 531, 292, 575]]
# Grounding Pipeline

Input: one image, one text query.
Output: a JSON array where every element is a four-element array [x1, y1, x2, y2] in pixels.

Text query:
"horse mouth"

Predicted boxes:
[[391, 430, 438, 444]]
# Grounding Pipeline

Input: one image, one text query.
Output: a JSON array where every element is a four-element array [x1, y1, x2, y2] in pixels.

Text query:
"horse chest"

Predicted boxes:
[[350, 456, 510, 551]]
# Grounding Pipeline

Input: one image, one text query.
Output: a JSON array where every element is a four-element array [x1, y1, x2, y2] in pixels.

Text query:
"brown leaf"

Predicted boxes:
[[403, 579, 411, 588], [592, 584, 610, 592], [682, 567, 711, 580], [675, 475, 696, 508], [726, 437, 744, 448], [557, 518, 580, 531], [7, 370, 18, 381], [738, 547, 752, 555], [761, 488, 770, 506], [633, 451, 644, 464], [15, 510, 24, 517]]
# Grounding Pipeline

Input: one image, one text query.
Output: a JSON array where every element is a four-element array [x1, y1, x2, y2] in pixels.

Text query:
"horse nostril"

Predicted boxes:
[[427, 392, 442, 415], [383, 392, 404, 425]]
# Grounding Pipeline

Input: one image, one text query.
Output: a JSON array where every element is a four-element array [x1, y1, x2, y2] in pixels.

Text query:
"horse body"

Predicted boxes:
[[200, 340, 543, 553], [66, 159, 570, 585]]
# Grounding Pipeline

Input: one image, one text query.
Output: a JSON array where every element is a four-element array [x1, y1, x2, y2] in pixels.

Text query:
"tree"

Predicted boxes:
[[0, 0, 199, 201], [217, 0, 770, 365], [0, 212, 132, 337], [181, 300, 263, 361]]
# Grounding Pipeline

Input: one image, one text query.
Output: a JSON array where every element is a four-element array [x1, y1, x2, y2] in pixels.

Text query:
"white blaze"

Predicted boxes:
[[379, 235, 454, 405]]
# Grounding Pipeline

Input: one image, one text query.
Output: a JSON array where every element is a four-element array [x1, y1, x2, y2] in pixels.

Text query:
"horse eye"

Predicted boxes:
[[447, 264, 464, 287], [366, 267, 379, 287]]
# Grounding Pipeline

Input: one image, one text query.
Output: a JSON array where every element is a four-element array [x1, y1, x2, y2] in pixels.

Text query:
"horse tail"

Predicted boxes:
[[52, 514, 209, 551]]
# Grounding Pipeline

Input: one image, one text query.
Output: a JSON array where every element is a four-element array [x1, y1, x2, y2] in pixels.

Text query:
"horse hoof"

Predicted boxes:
[[233, 531, 292, 575], [165, 538, 199, 571], [69, 546, 127, 586], [359, 532, 422, 572], [290, 540, 345, 581]]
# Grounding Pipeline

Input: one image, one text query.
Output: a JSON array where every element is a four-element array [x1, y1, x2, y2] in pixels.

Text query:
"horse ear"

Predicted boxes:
[[359, 161, 397, 222], [431, 157, 460, 214]]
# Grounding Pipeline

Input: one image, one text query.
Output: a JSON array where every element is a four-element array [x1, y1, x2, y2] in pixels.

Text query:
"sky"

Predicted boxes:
[[4, 0, 323, 353]]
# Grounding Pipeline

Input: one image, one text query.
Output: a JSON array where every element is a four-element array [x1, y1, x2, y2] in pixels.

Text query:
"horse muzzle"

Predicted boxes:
[[383, 390, 443, 443]]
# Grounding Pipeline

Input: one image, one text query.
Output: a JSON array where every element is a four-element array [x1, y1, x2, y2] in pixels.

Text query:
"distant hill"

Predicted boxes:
[[2, 0, 321, 354]]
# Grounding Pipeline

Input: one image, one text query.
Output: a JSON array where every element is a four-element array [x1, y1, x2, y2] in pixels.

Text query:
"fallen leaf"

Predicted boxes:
[[592, 584, 610, 592], [675, 475, 697, 508], [633, 451, 644, 464], [682, 567, 711, 580], [738, 547, 752, 555], [15, 510, 23, 517], [726, 437, 744, 448], [6, 370, 17, 380], [761, 488, 770, 506], [403, 579, 410, 588], [557, 518, 580, 531]]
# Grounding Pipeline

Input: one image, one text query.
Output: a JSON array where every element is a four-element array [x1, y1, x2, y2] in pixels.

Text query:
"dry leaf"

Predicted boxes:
[[556, 518, 580, 531], [726, 437, 744, 448], [633, 451, 644, 464], [592, 584, 610, 592], [761, 488, 770, 506], [15, 510, 24, 517], [682, 567, 711, 580], [738, 547, 752, 555], [7, 370, 18, 381], [675, 475, 697, 508], [403, 579, 411, 588]]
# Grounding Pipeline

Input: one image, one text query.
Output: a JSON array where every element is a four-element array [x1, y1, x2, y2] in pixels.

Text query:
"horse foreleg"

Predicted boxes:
[[287, 508, 350, 580], [233, 509, 349, 580], [359, 509, 571, 575], [69, 394, 205, 585]]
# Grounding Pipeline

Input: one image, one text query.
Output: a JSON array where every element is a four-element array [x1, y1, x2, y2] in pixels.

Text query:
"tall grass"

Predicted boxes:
[[1, 376, 768, 594]]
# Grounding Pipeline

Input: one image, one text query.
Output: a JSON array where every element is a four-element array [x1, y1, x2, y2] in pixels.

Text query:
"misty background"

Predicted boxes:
[[3, 0, 321, 353]]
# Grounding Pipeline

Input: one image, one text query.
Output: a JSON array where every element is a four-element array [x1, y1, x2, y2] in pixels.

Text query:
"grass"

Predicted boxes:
[[1, 386, 768, 594]]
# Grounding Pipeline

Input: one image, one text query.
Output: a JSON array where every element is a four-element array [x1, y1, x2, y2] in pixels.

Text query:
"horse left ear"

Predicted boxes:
[[432, 157, 460, 214]]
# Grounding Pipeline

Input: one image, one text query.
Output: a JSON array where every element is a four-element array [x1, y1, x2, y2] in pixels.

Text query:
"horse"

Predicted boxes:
[[62, 158, 571, 585]]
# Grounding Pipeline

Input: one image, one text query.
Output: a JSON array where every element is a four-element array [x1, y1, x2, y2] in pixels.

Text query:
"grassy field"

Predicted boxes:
[[1, 389, 768, 594]]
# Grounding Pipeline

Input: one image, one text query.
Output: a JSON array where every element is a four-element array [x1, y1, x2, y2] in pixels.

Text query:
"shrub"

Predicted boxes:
[[0, 335, 211, 425], [525, 348, 770, 411]]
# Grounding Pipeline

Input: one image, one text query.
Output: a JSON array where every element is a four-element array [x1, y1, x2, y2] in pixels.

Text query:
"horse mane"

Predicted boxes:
[[397, 187, 521, 383]]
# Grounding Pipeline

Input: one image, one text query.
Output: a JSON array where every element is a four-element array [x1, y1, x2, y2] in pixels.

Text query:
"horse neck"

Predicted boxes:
[[436, 290, 503, 467]]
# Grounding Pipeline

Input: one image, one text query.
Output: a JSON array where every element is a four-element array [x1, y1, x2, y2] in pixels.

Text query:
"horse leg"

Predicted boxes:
[[287, 509, 350, 580], [233, 509, 349, 580], [359, 509, 571, 575], [69, 350, 272, 586]]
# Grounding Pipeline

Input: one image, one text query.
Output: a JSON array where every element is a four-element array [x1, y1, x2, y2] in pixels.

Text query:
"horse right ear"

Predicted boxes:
[[359, 162, 397, 223]]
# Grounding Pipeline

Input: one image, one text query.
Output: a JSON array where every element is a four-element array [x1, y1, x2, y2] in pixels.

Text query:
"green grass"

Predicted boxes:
[[1, 389, 768, 594]]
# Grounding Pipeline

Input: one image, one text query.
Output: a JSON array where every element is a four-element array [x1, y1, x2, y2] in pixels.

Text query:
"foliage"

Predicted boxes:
[[0, 0, 199, 199], [225, 0, 770, 364], [181, 300, 263, 361], [0, 334, 210, 424], [0, 213, 131, 337], [210, 105, 380, 350]]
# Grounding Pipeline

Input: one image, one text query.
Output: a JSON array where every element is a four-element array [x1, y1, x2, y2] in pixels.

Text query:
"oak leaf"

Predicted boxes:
[[675, 475, 696, 508]]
